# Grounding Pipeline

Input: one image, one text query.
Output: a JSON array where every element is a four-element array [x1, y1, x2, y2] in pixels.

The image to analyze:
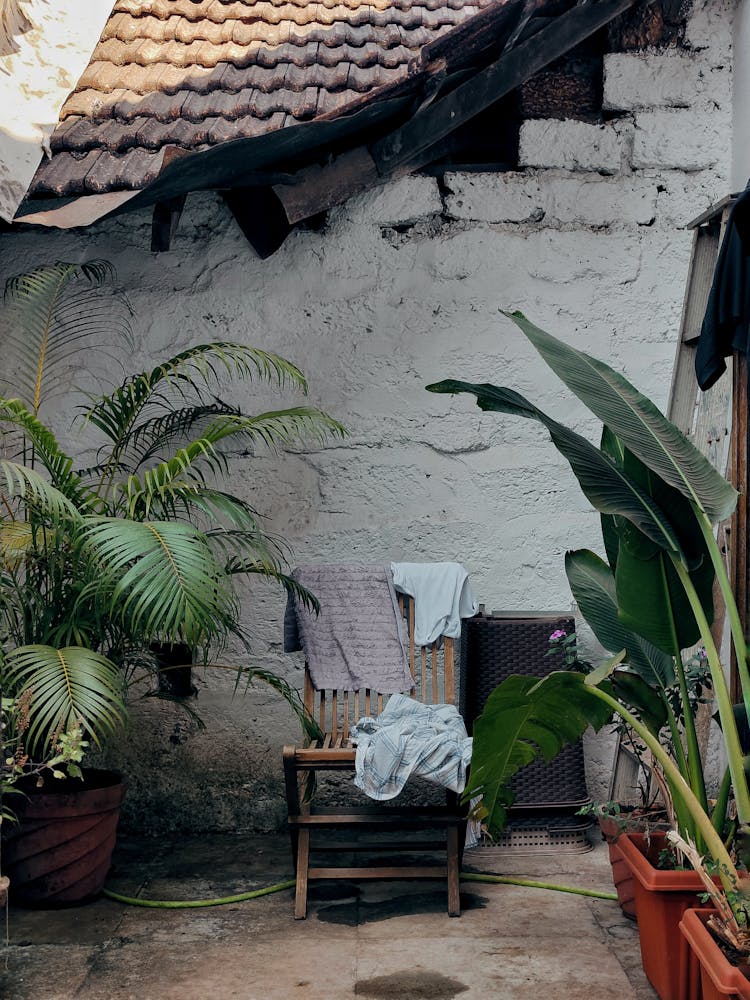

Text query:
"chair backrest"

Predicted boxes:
[[302, 593, 455, 741]]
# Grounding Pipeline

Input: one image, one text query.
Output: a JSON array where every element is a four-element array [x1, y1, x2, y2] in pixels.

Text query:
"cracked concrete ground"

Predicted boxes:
[[2, 833, 657, 1000]]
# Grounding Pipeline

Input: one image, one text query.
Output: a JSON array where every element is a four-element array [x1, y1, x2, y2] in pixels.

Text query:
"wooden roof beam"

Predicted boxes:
[[272, 0, 641, 226]]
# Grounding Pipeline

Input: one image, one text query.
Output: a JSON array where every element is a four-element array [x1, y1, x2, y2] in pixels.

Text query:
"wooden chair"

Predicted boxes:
[[282, 593, 467, 919]]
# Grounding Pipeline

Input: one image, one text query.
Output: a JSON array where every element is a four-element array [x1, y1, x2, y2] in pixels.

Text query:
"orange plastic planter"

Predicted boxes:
[[680, 909, 750, 1000], [618, 832, 712, 1000]]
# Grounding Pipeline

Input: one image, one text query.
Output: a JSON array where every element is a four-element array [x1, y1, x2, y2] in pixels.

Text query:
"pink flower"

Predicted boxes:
[[549, 629, 567, 641]]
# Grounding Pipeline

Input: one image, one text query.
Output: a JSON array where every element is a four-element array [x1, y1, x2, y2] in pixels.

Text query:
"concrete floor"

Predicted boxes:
[[2, 831, 658, 1000]]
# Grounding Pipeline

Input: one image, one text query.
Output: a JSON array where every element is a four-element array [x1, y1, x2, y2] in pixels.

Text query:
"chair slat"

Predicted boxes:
[[331, 691, 338, 737], [343, 691, 350, 739], [420, 646, 427, 702], [444, 640, 455, 705], [432, 645, 439, 703]]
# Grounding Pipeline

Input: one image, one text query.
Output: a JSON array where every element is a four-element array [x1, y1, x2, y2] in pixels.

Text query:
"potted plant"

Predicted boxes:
[[428, 312, 750, 1000], [0, 261, 339, 904]]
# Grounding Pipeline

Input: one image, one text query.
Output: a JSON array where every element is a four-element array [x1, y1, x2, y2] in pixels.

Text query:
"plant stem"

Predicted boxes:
[[590, 685, 741, 894], [695, 507, 750, 731], [670, 554, 750, 824]]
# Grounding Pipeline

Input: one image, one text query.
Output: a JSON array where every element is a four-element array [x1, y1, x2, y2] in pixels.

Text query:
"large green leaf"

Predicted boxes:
[[3, 644, 125, 756], [564, 549, 675, 689], [78, 517, 237, 648], [426, 380, 683, 556], [613, 448, 715, 652], [506, 312, 737, 524], [466, 671, 613, 834]]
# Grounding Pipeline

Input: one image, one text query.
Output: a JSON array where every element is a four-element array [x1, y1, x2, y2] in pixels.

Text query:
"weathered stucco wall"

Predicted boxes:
[[0, 0, 736, 833]]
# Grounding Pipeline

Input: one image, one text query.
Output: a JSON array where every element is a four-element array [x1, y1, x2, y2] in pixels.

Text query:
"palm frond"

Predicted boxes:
[[77, 517, 238, 649], [0, 399, 93, 510], [117, 410, 344, 517], [112, 401, 242, 471], [225, 558, 320, 614], [3, 644, 125, 756], [82, 344, 312, 458], [2, 261, 132, 417], [0, 458, 80, 521]]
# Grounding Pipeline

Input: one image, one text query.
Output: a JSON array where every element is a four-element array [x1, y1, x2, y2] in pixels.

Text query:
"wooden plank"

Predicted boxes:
[[308, 866, 446, 880], [294, 829, 310, 919], [667, 225, 721, 435], [688, 193, 739, 230], [343, 691, 350, 739], [150, 194, 186, 252], [432, 645, 439, 704], [331, 690, 338, 737], [444, 639, 455, 705], [421, 646, 427, 701], [371, 0, 639, 174]]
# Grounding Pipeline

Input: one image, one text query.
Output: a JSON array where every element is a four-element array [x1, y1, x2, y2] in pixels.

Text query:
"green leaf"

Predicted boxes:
[[609, 670, 669, 736], [565, 549, 675, 688], [426, 380, 682, 555], [0, 400, 92, 510], [505, 311, 738, 524], [3, 644, 125, 756], [584, 649, 627, 686], [77, 517, 237, 649], [1, 260, 132, 418], [465, 671, 613, 835]]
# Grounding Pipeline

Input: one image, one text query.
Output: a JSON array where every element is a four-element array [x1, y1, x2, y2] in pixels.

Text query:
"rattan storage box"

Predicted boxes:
[[460, 612, 592, 854]]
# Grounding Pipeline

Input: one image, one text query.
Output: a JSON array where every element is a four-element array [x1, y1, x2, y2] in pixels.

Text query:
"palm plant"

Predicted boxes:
[[0, 260, 341, 766], [428, 312, 750, 948]]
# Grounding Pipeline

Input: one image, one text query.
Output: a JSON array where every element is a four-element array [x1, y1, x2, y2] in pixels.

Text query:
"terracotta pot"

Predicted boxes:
[[2, 768, 126, 907], [598, 812, 671, 920], [619, 831, 716, 1000], [680, 908, 750, 1000], [598, 816, 637, 918]]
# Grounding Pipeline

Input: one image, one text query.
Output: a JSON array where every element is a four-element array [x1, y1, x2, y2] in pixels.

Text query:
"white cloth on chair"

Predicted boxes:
[[390, 561, 478, 646], [351, 693, 472, 799], [283, 564, 413, 693]]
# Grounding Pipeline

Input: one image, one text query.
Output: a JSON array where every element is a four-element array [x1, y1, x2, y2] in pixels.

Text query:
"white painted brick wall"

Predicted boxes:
[[444, 172, 658, 226], [519, 119, 631, 172], [603, 51, 719, 110], [0, 0, 735, 834], [633, 109, 729, 171]]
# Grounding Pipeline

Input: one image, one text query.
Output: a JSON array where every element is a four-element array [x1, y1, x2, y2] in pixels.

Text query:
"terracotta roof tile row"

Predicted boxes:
[[31, 0, 501, 198]]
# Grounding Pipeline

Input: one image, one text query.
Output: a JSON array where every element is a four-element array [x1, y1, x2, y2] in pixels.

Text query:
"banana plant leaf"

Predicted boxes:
[[612, 448, 715, 652], [425, 381, 683, 558], [505, 311, 738, 524], [565, 550, 700, 735], [465, 671, 613, 834]]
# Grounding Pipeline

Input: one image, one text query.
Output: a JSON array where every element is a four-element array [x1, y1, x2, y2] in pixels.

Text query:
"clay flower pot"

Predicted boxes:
[[618, 831, 716, 1000], [598, 811, 671, 920], [2, 768, 126, 907], [680, 908, 750, 1000]]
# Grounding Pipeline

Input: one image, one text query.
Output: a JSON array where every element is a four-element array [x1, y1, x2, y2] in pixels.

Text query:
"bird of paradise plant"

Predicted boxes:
[[428, 312, 750, 950]]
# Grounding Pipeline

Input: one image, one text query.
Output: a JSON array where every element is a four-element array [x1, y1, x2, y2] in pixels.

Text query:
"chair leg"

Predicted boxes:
[[282, 746, 301, 871], [447, 825, 461, 917], [295, 828, 311, 920]]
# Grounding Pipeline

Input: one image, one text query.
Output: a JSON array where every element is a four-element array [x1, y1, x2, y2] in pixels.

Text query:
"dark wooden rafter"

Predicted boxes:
[[150, 194, 186, 252], [272, 0, 641, 225]]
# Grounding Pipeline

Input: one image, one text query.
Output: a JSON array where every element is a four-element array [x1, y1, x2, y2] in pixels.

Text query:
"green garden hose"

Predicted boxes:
[[102, 873, 617, 909]]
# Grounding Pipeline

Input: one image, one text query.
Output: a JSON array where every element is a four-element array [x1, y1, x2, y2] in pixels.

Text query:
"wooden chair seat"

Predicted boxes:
[[283, 593, 467, 919]]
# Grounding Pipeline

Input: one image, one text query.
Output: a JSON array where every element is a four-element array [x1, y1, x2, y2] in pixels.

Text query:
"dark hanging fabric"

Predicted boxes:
[[696, 187, 750, 391]]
